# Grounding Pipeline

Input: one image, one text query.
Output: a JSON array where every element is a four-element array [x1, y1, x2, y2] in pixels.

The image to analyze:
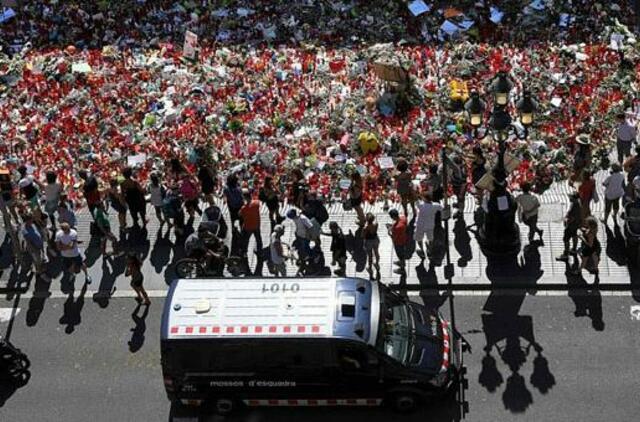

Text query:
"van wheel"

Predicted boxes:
[[214, 398, 235, 415], [390, 392, 419, 413]]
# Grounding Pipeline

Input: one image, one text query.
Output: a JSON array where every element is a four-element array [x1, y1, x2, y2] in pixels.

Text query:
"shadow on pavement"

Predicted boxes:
[[128, 304, 150, 353], [151, 227, 173, 275], [479, 311, 555, 414], [565, 270, 605, 331], [26, 275, 52, 327], [453, 217, 472, 268], [59, 281, 88, 334], [93, 255, 126, 308], [605, 225, 627, 267]]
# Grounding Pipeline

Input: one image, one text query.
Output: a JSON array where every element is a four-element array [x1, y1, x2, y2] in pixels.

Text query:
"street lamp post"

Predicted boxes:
[[462, 73, 538, 258]]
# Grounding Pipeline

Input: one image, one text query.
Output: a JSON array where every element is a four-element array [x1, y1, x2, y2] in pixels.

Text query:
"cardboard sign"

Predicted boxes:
[[378, 156, 395, 169], [127, 153, 147, 167], [371, 62, 407, 83], [183, 31, 198, 60]]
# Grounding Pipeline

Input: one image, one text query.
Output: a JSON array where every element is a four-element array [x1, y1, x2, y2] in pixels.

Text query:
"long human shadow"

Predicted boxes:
[[564, 263, 605, 331], [26, 274, 52, 327], [128, 304, 150, 353], [605, 225, 627, 267], [93, 255, 126, 308], [150, 226, 173, 274], [415, 262, 448, 311], [453, 216, 473, 268], [59, 281, 88, 334]]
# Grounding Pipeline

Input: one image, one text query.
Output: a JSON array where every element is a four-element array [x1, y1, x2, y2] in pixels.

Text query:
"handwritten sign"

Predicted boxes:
[[183, 30, 198, 60]]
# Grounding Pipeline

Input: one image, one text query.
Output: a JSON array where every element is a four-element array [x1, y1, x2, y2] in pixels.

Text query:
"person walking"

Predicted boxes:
[[180, 172, 202, 218], [323, 221, 347, 277], [575, 216, 601, 281], [602, 163, 625, 225], [395, 158, 416, 218], [92, 201, 119, 257], [239, 190, 263, 258], [388, 208, 409, 276], [55, 222, 91, 284], [578, 170, 597, 220], [120, 167, 148, 227], [556, 192, 583, 262], [106, 177, 128, 230], [147, 172, 166, 225], [78, 169, 102, 218], [22, 213, 47, 277], [126, 254, 150, 305], [197, 159, 217, 206], [223, 174, 244, 229], [414, 192, 444, 260], [516, 182, 544, 244], [259, 176, 284, 232], [43, 171, 63, 231], [362, 213, 380, 280], [615, 112, 636, 166], [349, 171, 365, 225], [287, 209, 313, 273], [269, 224, 288, 277]]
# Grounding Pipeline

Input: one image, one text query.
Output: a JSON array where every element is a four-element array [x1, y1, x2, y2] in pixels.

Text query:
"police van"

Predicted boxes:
[[161, 277, 463, 414]]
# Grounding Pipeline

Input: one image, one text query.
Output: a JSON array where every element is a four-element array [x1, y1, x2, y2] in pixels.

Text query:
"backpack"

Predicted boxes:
[[162, 193, 181, 218]]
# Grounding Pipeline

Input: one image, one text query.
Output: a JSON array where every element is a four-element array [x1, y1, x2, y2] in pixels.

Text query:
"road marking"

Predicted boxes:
[[0, 307, 20, 323], [3, 290, 638, 300]]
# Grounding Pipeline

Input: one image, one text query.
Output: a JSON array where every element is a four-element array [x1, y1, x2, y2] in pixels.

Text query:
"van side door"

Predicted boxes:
[[332, 342, 386, 401]]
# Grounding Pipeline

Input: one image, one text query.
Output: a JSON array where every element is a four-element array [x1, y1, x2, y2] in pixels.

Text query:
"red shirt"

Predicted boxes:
[[239, 200, 261, 231], [391, 216, 408, 246], [578, 178, 595, 203]]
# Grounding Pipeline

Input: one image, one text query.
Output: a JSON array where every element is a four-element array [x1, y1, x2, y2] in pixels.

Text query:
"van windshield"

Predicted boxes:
[[376, 291, 412, 365]]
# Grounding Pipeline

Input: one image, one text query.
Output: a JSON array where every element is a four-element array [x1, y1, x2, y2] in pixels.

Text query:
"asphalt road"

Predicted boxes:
[[1, 291, 639, 422]]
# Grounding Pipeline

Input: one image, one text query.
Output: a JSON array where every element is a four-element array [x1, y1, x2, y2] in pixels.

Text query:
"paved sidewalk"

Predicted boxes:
[[0, 168, 636, 296]]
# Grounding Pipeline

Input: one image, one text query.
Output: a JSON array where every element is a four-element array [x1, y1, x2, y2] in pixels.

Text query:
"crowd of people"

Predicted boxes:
[[2, 1, 640, 294]]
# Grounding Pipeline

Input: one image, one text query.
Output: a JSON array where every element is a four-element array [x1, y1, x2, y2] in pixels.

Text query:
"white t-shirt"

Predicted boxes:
[[55, 229, 80, 258], [415, 201, 443, 231], [294, 215, 313, 239], [603, 172, 625, 200], [44, 183, 63, 202]]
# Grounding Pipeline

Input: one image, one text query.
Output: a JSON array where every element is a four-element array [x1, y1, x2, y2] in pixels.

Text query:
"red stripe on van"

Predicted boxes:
[[226, 326, 234, 334], [297, 326, 306, 333], [287, 399, 298, 405], [254, 326, 263, 333], [269, 326, 277, 333], [212, 326, 220, 333], [307, 399, 318, 406], [312, 325, 320, 333], [241, 326, 249, 333], [283, 326, 291, 333], [199, 326, 207, 334], [170, 326, 178, 334], [346, 399, 357, 405], [248, 400, 260, 406], [327, 399, 337, 405], [185, 327, 193, 334], [268, 399, 279, 406]]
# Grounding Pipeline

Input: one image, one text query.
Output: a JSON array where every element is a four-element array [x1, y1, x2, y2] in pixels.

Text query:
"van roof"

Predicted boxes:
[[161, 278, 378, 345]]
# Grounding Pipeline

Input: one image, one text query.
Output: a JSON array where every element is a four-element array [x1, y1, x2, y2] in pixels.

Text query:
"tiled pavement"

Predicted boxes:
[[0, 167, 636, 294]]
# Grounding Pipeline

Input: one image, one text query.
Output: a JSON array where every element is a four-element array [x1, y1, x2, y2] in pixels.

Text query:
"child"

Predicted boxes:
[[126, 254, 150, 305]]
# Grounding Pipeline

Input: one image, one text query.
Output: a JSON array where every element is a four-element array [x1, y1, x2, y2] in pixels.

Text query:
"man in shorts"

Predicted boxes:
[[556, 192, 583, 262], [55, 222, 91, 284], [414, 192, 443, 261]]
